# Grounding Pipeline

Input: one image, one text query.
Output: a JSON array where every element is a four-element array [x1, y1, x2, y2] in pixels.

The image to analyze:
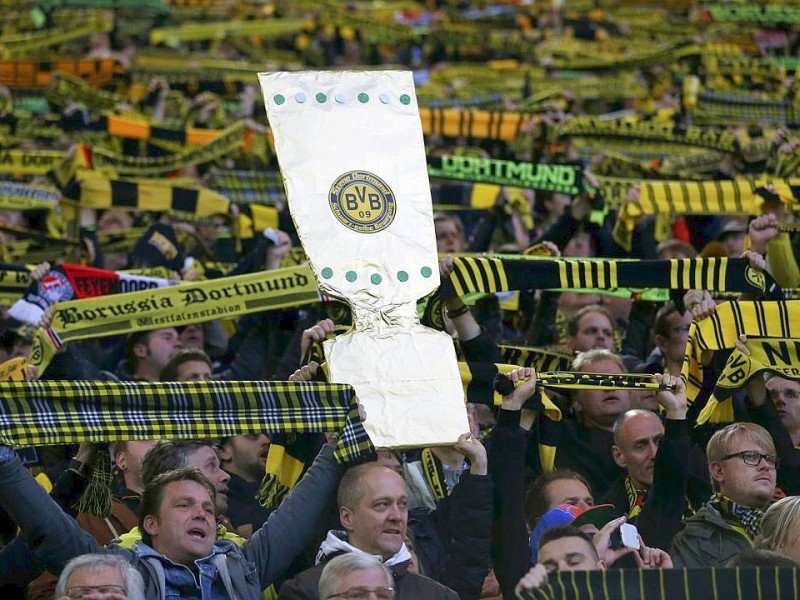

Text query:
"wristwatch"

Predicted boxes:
[[69, 458, 89, 477]]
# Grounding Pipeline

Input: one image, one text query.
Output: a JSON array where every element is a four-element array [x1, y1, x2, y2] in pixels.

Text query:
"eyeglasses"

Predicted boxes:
[[327, 587, 395, 600], [721, 450, 780, 469], [66, 585, 127, 598]]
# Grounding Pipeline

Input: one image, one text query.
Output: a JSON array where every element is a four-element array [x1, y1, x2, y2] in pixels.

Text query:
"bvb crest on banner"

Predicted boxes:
[[259, 71, 468, 448]]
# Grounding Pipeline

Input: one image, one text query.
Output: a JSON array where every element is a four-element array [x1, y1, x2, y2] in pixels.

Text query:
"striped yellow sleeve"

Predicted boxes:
[[766, 233, 800, 288]]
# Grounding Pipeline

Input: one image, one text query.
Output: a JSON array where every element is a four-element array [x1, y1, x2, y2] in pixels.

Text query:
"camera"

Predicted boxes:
[[609, 523, 640, 551]]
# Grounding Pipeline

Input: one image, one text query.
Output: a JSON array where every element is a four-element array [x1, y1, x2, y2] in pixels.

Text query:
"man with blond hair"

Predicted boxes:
[[671, 422, 778, 567]]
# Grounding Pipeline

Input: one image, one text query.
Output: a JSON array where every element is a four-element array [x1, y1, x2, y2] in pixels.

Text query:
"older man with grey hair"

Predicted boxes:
[[56, 553, 144, 600], [318, 553, 394, 600]]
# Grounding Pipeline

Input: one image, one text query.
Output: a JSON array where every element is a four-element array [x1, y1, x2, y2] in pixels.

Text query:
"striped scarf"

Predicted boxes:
[[683, 301, 800, 404], [205, 169, 285, 205], [459, 362, 673, 410], [447, 256, 778, 297], [699, 337, 800, 424], [0, 379, 372, 464], [709, 492, 764, 541], [61, 171, 231, 218], [0, 57, 122, 88], [614, 179, 800, 251], [516, 566, 797, 600], [559, 116, 740, 154], [498, 345, 573, 373]]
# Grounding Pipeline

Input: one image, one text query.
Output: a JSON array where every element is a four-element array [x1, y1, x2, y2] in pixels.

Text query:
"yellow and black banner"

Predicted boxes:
[[614, 178, 800, 251], [682, 300, 800, 403], [700, 338, 800, 424], [517, 565, 799, 600], [0, 181, 60, 211], [0, 150, 64, 175], [30, 263, 321, 372], [448, 256, 777, 298], [62, 172, 231, 217], [560, 116, 740, 154]]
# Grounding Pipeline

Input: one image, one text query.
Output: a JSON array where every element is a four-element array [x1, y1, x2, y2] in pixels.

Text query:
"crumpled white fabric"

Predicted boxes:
[[260, 70, 468, 448]]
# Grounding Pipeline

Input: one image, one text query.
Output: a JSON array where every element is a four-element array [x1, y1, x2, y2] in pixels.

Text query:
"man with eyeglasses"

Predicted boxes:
[[318, 554, 395, 600], [671, 422, 778, 567], [55, 553, 144, 600]]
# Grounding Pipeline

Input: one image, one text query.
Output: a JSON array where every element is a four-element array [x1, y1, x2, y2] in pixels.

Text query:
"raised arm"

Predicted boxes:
[[0, 446, 100, 574]]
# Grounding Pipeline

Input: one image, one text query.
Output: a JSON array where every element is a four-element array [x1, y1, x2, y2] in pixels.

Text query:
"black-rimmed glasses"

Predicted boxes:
[[721, 450, 779, 468]]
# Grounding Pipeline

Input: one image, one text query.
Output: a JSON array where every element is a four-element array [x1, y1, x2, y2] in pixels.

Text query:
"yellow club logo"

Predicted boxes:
[[328, 170, 397, 233]]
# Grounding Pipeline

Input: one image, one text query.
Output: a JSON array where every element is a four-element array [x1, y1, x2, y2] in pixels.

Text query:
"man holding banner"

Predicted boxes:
[[0, 430, 351, 599]]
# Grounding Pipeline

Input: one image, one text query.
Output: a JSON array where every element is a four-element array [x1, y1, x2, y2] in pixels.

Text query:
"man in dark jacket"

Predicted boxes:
[[602, 375, 711, 551], [671, 422, 777, 567], [551, 349, 630, 495], [279, 462, 459, 599], [219, 432, 273, 538]]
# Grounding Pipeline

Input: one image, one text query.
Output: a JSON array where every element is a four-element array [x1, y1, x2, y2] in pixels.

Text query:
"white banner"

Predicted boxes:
[[260, 70, 468, 448]]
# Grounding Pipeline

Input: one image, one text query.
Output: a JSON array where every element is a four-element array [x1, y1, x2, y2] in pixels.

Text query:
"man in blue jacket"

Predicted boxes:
[[0, 438, 344, 599]]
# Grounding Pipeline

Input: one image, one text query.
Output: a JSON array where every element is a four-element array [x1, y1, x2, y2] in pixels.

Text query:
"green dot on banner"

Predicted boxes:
[[371, 274, 382, 285], [346, 271, 357, 282], [397, 271, 409, 282], [400, 94, 411, 105], [358, 93, 369, 103], [274, 94, 285, 105], [421, 266, 432, 278], [321, 267, 333, 279], [316, 93, 327, 103]]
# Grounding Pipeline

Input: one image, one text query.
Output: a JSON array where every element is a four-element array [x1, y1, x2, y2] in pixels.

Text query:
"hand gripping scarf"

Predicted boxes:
[[699, 337, 800, 424], [682, 300, 800, 408]]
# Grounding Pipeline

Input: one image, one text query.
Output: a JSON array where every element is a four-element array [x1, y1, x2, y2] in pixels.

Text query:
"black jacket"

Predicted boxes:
[[488, 409, 529, 600], [225, 471, 273, 533], [409, 472, 493, 600], [553, 420, 622, 498], [601, 419, 712, 551]]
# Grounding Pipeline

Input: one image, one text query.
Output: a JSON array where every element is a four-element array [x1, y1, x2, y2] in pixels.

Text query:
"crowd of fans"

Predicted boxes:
[[0, 1, 799, 599]]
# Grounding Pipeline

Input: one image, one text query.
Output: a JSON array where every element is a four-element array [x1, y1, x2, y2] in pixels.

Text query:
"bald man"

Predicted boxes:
[[601, 375, 711, 550]]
